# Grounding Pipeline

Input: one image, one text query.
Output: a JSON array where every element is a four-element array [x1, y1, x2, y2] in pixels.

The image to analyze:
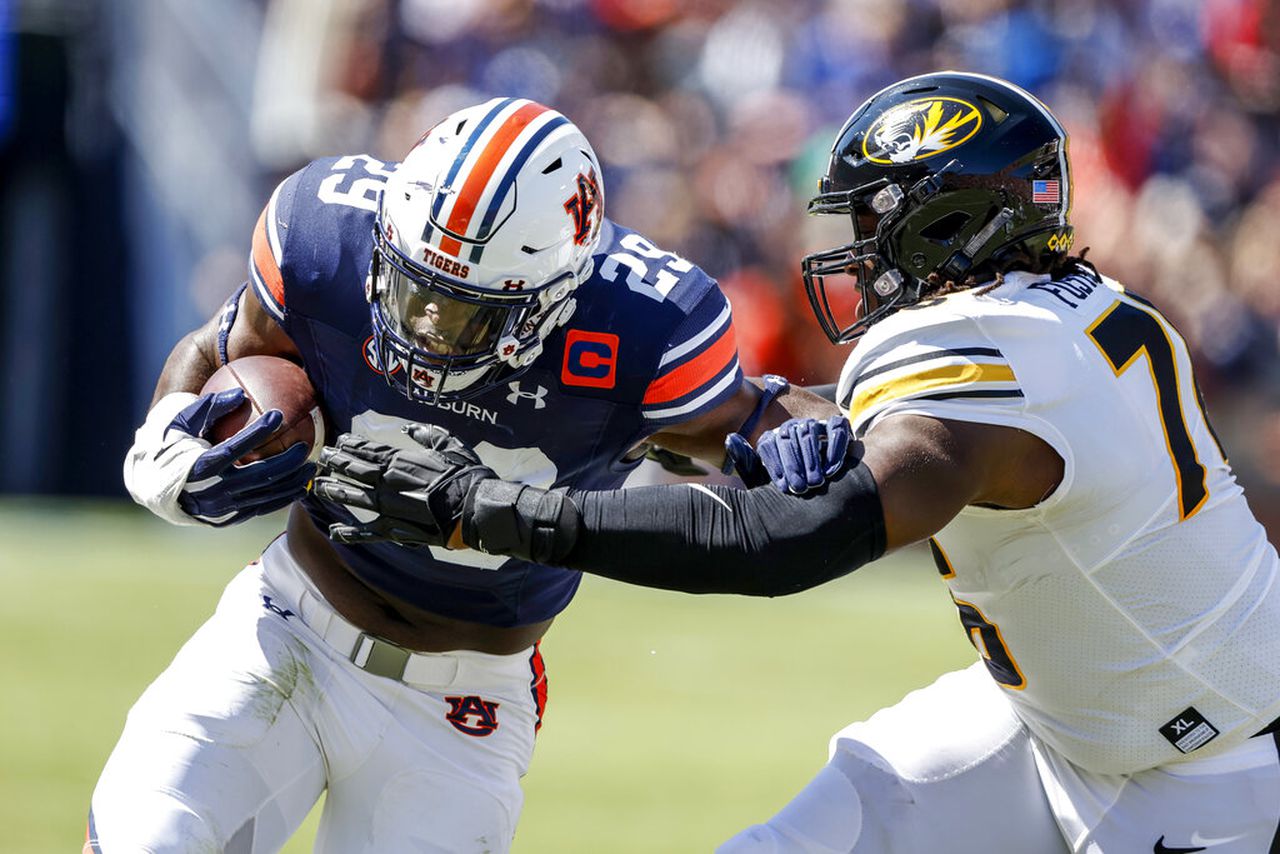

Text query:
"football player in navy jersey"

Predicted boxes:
[[331, 75, 1280, 853], [94, 98, 833, 853]]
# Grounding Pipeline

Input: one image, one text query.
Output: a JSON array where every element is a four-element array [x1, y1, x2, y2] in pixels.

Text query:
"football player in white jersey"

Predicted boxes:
[[317, 73, 1280, 852]]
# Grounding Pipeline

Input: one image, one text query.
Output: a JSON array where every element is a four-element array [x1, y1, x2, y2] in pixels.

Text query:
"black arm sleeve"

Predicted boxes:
[[463, 457, 886, 597], [563, 461, 885, 596]]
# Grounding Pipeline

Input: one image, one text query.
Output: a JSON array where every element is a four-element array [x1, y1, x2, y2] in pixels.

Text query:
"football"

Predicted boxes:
[[200, 355, 328, 464]]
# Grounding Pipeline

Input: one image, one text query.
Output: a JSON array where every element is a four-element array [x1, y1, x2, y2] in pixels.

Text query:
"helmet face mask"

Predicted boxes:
[[367, 97, 604, 403], [803, 72, 1074, 344]]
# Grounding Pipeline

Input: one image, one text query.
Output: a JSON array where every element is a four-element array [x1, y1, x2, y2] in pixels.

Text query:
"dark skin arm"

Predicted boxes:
[[861, 413, 1064, 550], [149, 289, 300, 406], [526, 412, 1067, 594], [644, 380, 840, 468]]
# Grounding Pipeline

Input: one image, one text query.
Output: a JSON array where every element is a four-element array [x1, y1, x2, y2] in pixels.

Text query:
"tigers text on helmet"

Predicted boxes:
[[368, 97, 605, 402], [802, 72, 1073, 344]]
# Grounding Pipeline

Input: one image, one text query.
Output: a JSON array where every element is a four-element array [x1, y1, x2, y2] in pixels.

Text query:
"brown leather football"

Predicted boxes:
[[201, 356, 327, 464]]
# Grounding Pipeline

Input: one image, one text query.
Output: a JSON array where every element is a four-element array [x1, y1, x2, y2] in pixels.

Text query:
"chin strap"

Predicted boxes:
[[720, 374, 790, 475]]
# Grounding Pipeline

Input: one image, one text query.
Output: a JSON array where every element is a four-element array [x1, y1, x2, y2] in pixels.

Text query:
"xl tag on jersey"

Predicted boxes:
[[1159, 707, 1219, 753]]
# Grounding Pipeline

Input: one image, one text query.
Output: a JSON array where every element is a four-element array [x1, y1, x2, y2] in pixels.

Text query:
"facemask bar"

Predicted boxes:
[[367, 222, 573, 404], [801, 180, 910, 344], [801, 161, 960, 344]]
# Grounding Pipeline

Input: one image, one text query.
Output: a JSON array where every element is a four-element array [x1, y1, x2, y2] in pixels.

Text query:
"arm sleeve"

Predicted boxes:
[[561, 459, 886, 596]]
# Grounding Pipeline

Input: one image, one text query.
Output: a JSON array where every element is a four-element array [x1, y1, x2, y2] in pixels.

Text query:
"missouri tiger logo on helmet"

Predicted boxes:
[[862, 97, 984, 165], [804, 72, 1074, 344]]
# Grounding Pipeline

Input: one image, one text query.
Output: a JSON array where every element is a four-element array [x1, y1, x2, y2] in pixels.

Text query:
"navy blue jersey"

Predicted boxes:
[[248, 154, 743, 626]]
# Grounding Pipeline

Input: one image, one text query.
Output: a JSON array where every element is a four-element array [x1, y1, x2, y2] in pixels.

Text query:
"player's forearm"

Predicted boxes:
[[762, 383, 841, 429], [149, 324, 222, 408], [651, 378, 841, 467], [463, 461, 886, 596]]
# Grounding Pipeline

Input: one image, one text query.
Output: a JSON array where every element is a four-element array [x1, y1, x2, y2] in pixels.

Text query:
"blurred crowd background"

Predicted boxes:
[[3, 0, 1279, 530]]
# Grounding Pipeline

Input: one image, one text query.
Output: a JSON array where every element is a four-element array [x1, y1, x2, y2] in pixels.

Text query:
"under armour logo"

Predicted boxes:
[[506, 382, 548, 409], [262, 595, 294, 621], [445, 695, 500, 737]]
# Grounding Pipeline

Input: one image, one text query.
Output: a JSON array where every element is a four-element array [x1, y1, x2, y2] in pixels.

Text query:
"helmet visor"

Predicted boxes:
[[383, 263, 511, 358]]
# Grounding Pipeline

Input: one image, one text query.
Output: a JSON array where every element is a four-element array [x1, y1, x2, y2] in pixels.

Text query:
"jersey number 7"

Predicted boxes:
[[1085, 296, 1224, 521]]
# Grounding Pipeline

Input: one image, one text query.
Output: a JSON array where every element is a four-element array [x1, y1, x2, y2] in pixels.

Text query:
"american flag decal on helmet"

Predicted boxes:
[[1032, 179, 1060, 204]]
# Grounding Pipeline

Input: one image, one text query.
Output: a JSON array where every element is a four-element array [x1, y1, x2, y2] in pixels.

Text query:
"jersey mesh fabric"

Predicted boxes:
[[246, 156, 743, 626], [837, 270, 1280, 774]]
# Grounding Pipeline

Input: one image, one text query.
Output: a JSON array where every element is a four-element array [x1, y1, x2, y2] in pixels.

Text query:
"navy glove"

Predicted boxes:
[[172, 389, 315, 526], [755, 416, 853, 494], [313, 424, 497, 547], [723, 432, 771, 487]]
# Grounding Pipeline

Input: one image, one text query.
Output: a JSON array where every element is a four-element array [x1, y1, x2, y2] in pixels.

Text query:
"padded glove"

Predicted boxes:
[[124, 389, 314, 527], [755, 416, 853, 494], [723, 432, 772, 487], [313, 424, 496, 547]]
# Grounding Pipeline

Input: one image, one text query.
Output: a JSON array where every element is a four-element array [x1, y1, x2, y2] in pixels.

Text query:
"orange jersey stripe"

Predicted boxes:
[[643, 323, 738, 405], [442, 102, 549, 247], [251, 206, 285, 308]]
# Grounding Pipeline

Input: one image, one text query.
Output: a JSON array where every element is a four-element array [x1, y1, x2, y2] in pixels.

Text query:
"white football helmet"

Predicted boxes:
[[368, 97, 605, 402]]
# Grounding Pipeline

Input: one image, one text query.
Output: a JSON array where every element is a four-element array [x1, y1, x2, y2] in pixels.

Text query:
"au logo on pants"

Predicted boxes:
[[445, 695, 501, 737]]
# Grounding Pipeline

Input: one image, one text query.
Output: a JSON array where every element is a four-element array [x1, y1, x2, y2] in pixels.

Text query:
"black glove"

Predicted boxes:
[[311, 424, 496, 546]]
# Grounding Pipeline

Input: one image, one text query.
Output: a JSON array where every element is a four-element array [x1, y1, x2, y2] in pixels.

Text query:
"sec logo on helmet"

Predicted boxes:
[[862, 97, 983, 165]]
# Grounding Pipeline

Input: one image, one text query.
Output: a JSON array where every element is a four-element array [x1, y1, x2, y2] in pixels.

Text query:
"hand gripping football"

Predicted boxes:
[[200, 356, 328, 464]]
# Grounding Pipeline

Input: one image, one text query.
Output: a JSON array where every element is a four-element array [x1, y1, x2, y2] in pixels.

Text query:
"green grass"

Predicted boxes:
[[0, 499, 977, 852]]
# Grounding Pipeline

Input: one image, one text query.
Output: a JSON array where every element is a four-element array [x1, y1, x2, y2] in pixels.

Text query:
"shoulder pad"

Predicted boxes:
[[248, 155, 398, 326], [837, 300, 1023, 435], [565, 221, 743, 424]]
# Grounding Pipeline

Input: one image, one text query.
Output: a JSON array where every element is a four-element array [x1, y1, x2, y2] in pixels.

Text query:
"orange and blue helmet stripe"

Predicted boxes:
[[428, 99, 573, 264]]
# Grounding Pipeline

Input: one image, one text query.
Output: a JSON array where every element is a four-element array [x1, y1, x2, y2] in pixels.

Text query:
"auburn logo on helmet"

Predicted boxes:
[[445, 695, 501, 737], [862, 97, 983, 165], [563, 171, 601, 246]]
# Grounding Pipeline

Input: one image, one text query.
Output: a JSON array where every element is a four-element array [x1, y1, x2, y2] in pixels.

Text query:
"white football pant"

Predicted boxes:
[[720, 663, 1280, 853], [88, 536, 547, 853]]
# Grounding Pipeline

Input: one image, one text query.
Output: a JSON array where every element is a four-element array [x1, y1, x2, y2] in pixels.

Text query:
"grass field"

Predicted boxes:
[[0, 498, 978, 852]]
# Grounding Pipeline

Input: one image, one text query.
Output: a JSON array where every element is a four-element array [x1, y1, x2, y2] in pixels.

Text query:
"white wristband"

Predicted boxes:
[[122, 392, 211, 527]]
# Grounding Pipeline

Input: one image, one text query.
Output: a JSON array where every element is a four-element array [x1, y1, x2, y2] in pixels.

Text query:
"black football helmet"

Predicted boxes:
[[802, 72, 1074, 343]]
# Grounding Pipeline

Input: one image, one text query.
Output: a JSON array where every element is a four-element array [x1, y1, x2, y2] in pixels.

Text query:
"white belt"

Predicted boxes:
[[263, 538, 463, 689]]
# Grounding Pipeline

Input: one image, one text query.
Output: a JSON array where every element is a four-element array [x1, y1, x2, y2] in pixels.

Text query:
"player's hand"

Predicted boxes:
[[312, 425, 496, 547], [124, 388, 315, 527], [755, 416, 853, 494], [723, 432, 772, 487], [171, 389, 316, 526]]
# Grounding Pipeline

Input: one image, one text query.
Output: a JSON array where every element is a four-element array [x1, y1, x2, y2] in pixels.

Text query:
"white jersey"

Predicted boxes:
[[836, 270, 1280, 774]]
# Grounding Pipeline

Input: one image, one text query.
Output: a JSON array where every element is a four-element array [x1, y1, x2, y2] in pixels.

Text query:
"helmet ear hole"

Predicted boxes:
[[918, 211, 972, 244]]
